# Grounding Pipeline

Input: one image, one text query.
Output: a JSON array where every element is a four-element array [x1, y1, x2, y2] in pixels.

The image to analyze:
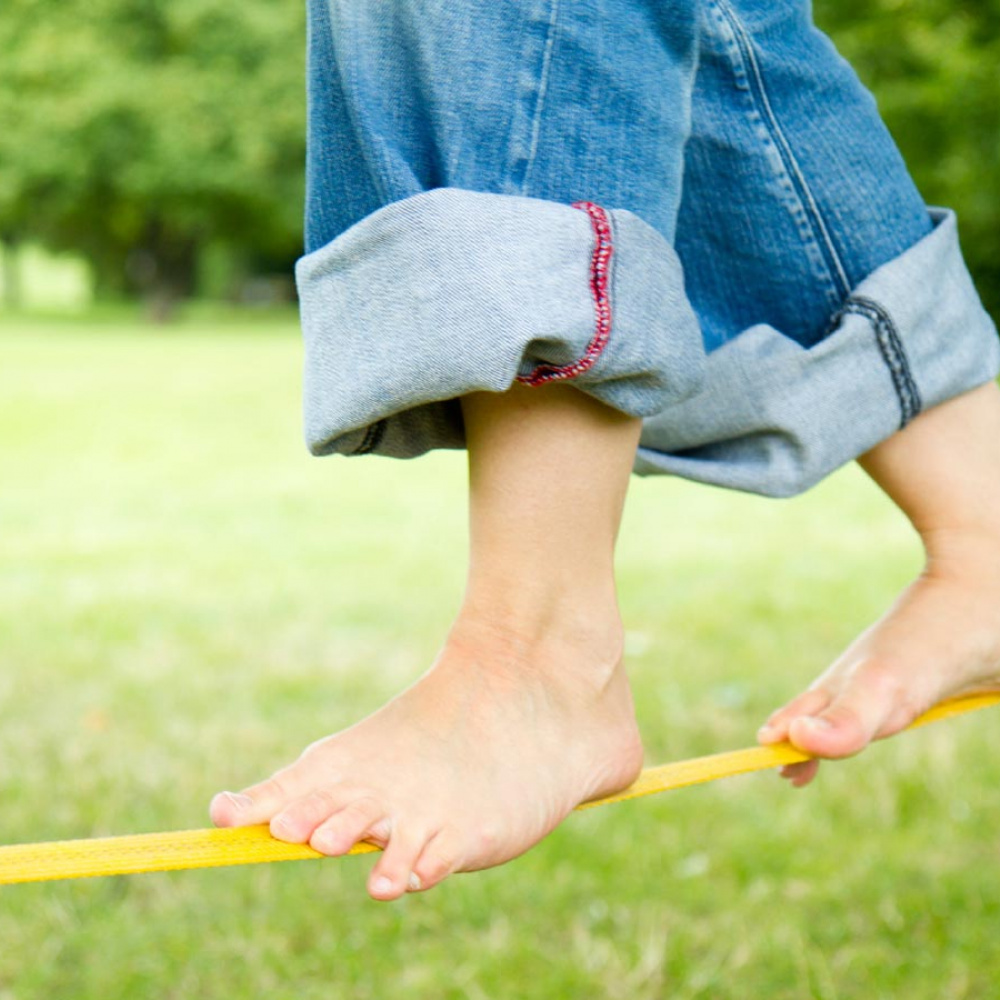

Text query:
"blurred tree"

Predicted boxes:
[[0, 0, 305, 318], [0, 1, 996, 320], [815, 0, 1000, 319]]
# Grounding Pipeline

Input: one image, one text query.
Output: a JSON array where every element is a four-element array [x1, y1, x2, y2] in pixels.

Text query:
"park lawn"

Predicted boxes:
[[1, 315, 999, 999]]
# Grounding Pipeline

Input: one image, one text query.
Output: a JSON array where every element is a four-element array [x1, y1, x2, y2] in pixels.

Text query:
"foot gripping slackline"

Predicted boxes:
[[0, 692, 996, 886]]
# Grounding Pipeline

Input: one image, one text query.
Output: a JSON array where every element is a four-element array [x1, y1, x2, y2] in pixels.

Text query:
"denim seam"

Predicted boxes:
[[502, 0, 560, 196], [517, 200, 613, 386], [351, 419, 387, 456], [522, 0, 560, 195], [836, 295, 923, 427], [709, 0, 851, 307]]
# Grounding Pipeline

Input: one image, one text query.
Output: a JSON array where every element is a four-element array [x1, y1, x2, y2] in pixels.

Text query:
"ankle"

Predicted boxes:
[[449, 592, 626, 687], [922, 525, 1000, 588]]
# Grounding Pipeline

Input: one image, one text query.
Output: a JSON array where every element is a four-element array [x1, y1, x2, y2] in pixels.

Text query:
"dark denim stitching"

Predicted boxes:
[[353, 418, 387, 456], [836, 295, 922, 427]]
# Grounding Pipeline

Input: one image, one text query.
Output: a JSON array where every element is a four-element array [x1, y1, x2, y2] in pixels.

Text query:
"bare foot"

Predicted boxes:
[[758, 539, 1000, 786], [212, 377, 646, 896], [210, 613, 643, 899]]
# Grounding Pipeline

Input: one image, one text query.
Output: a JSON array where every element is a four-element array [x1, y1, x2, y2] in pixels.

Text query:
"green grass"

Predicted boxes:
[[1, 315, 999, 999]]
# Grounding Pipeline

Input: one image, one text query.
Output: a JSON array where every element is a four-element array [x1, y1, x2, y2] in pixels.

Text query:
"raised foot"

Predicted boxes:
[[210, 617, 643, 899]]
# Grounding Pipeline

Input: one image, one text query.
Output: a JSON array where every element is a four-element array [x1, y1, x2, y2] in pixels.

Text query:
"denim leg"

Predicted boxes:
[[300, 0, 997, 495], [634, 0, 999, 495], [679, 0, 933, 353], [299, 0, 706, 458], [306, 0, 700, 250]]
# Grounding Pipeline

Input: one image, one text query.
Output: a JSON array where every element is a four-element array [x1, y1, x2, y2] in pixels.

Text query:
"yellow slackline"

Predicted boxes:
[[1, 691, 997, 887]]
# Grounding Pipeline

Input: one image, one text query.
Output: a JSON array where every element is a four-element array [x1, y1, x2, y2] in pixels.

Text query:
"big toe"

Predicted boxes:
[[210, 771, 302, 827], [210, 790, 256, 827], [787, 702, 879, 759], [758, 689, 831, 745]]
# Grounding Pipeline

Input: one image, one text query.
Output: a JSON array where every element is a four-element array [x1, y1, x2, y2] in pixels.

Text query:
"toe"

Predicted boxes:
[[269, 787, 347, 844], [758, 688, 831, 745], [786, 675, 897, 759], [780, 759, 821, 787], [411, 828, 465, 892], [309, 795, 388, 857], [368, 823, 431, 902], [788, 710, 866, 758], [209, 790, 256, 827], [210, 768, 303, 828]]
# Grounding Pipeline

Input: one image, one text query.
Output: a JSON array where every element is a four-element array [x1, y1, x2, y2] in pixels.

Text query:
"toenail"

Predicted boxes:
[[801, 716, 833, 730], [373, 876, 393, 895], [223, 792, 252, 811], [407, 872, 422, 892]]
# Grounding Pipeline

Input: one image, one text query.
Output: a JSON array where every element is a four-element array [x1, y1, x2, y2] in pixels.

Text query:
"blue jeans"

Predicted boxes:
[[297, 0, 999, 496]]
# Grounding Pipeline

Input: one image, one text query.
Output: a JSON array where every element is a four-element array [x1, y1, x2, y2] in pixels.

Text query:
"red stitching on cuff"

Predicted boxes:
[[516, 200, 613, 387]]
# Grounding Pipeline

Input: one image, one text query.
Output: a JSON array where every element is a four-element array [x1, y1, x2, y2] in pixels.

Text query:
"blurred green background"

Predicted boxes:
[[0, 0, 998, 320]]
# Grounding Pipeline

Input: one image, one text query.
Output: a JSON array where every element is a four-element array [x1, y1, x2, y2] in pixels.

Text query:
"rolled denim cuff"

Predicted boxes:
[[635, 209, 1000, 496], [297, 187, 704, 457]]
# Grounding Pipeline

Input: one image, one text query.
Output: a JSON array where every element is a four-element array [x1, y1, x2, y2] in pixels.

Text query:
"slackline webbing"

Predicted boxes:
[[1, 691, 996, 886]]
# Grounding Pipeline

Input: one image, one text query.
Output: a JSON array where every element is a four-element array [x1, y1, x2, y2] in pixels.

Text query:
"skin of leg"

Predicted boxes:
[[759, 380, 1000, 786], [210, 382, 645, 899]]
